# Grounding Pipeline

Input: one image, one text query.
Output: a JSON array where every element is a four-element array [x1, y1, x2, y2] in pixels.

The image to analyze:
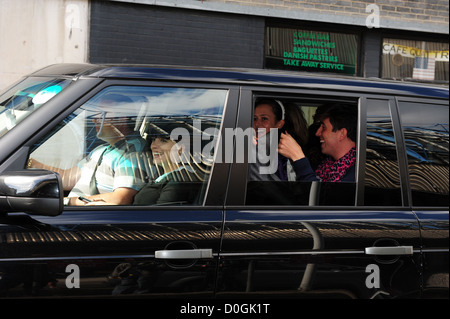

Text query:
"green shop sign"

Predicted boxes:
[[265, 28, 358, 75]]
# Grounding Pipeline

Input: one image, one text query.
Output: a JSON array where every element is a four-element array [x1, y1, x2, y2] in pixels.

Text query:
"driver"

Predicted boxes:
[[29, 93, 149, 205]]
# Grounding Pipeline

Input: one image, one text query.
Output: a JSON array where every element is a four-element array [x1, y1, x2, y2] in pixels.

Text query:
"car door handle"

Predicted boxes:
[[365, 246, 413, 255], [155, 249, 213, 259]]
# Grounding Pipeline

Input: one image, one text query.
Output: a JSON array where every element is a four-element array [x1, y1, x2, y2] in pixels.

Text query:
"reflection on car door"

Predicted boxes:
[[217, 208, 422, 299], [0, 209, 223, 297]]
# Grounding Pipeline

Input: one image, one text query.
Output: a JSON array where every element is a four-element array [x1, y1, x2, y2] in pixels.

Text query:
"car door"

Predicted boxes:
[[0, 80, 238, 298], [216, 88, 423, 299], [396, 98, 449, 298]]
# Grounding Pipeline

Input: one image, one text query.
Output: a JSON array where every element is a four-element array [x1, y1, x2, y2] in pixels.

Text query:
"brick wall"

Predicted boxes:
[[90, 0, 447, 74], [90, 1, 265, 67], [217, 0, 449, 26]]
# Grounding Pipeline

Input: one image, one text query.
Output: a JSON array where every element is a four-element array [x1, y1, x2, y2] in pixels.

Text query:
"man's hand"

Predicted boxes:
[[68, 187, 139, 206]]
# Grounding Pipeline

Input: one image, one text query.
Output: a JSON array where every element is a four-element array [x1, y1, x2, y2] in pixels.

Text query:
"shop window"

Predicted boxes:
[[382, 39, 449, 83], [265, 27, 359, 75]]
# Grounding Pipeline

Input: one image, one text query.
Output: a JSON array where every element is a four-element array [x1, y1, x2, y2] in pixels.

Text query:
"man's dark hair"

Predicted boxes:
[[315, 103, 357, 142]]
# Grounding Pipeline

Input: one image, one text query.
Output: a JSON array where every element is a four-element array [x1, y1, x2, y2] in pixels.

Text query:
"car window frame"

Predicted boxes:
[[226, 84, 432, 210], [394, 95, 449, 210], [5, 79, 240, 210], [226, 85, 363, 207], [0, 77, 104, 172]]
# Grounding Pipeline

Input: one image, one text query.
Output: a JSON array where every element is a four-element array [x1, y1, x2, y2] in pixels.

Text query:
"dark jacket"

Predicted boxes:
[[292, 157, 356, 182], [133, 167, 204, 205]]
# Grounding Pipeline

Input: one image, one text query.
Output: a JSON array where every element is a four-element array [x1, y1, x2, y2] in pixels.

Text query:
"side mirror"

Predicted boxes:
[[0, 169, 63, 216]]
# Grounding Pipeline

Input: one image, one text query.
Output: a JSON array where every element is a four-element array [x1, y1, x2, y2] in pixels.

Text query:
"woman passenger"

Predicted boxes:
[[251, 98, 309, 181], [132, 124, 204, 205]]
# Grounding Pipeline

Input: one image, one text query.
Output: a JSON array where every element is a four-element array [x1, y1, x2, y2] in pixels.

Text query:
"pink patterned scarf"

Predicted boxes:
[[315, 147, 356, 182]]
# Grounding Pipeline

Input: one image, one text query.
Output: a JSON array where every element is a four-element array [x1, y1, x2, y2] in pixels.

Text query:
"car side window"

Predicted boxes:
[[398, 101, 449, 207], [364, 99, 402, 206], [27, 86, 227, 207], [246, 96, 358, 206]]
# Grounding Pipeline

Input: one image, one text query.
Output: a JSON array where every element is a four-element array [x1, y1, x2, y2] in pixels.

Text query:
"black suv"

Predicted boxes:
[[0, 64, 448, 299]]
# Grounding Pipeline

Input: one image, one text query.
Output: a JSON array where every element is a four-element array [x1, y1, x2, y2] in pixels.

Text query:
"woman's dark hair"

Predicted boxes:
[[305, 122, 325, 170], [255, 98, 309, 147], [283, 102, 309, 147]]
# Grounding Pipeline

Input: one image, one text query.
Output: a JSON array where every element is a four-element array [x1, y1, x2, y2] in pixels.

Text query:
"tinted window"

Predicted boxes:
[[398, 101, 449, 206], [364, 99, 402, 206], [27, 86, 227, 207], [0, 77, 71, 138]]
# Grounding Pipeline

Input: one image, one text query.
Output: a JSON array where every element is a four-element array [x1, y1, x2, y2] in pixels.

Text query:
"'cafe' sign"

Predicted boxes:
[[383, 43, 449, 62]]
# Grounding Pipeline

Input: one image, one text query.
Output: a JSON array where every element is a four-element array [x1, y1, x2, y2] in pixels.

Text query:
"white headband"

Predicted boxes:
[[274, 99, 285, 121]]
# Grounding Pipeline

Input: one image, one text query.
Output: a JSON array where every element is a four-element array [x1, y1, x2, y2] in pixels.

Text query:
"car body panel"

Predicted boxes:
[[0, 209, 222, 297], [217, 209, 422, 298], [0, 64, 448, 299]]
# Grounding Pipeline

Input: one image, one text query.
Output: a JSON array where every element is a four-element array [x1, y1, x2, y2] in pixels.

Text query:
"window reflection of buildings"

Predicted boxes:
[[366, 123, 449, 196]]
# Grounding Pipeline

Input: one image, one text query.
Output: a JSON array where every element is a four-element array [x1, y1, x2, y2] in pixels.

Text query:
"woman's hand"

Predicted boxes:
[[278, 132, 305, 162]]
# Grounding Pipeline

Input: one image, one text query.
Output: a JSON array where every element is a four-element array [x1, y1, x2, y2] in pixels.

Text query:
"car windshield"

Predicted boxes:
[[0, 77, 71, 138]]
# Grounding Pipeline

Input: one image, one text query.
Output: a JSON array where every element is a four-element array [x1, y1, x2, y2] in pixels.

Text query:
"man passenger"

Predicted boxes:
[[278, 103, 357, 182]]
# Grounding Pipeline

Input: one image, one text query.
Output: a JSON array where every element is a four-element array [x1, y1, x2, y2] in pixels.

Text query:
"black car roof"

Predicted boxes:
[[31, 63, 449, 99]]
